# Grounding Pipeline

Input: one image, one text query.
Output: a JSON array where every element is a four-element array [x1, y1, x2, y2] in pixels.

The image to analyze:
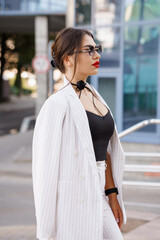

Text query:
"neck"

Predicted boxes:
[[65, 73, 88, 92], [65, 72, 88, 84], [64, 74, 95, 98]]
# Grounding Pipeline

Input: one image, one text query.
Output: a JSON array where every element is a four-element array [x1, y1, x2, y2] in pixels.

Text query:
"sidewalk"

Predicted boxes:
[[0, 94, 35, 136], [0, 94, 36, 111], [0, 211, 159, 240], [123, 211, 160, 240], [0, 130, 160, 239]]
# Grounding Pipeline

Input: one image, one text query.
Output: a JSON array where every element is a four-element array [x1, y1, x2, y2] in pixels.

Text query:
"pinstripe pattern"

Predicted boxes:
[[97, 160, 123, 240], [32, 75, 127, 240]]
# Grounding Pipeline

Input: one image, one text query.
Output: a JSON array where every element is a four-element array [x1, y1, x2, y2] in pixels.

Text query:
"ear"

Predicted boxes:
[[63, 55, 74, 68]]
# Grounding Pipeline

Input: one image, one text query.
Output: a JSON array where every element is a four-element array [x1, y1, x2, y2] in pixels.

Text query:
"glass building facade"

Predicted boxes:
[[0, 0, 67, 13], [75, 0, 160, 143]]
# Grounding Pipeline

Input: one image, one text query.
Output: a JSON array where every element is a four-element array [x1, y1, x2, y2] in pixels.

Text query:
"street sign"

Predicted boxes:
[[32, 55, 50, 74]]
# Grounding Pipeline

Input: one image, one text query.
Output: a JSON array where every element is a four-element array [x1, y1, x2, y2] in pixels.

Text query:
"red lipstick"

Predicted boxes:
[[92, 61, 100, 68]]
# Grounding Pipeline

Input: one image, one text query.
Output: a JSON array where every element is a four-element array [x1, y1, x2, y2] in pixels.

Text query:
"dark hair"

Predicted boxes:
[[51, 27, 94, 74], [51, 27, 98, 99]]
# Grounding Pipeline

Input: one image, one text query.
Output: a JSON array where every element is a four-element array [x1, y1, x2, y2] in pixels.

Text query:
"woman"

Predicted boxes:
[[32, 27, 127, 240]]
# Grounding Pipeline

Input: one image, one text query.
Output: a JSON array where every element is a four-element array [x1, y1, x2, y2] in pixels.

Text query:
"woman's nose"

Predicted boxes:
[[93, 51, 101, 60]]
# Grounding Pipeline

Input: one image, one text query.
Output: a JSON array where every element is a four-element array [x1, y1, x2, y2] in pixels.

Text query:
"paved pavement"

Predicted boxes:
[[0, 95, 160, 239]]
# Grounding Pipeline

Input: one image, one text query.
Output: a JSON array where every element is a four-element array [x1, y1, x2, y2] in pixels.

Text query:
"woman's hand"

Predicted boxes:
[[108, 193, 123, 230]]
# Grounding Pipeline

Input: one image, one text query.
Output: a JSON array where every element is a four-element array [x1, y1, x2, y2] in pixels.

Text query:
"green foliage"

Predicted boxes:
[[10, 85, 19, 95], [0, 33, 35, 96], [13, 34, 35, 95], [13, 33, 35, 66]]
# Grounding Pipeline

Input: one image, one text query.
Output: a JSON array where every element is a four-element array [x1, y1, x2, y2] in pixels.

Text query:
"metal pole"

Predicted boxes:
[[119, 118, 160, 138], [66, 0, 75, 27]]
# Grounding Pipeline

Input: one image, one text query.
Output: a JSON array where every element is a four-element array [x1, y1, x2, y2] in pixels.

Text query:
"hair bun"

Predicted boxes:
[[50, 59, 57, 68]]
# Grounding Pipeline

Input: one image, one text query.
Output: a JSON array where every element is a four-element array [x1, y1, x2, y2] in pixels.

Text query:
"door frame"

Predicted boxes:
[[90, 68, 122, 132]]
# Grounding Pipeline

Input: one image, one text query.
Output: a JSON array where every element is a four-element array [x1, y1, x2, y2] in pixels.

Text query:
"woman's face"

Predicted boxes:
[[68, 34, 101, 80]]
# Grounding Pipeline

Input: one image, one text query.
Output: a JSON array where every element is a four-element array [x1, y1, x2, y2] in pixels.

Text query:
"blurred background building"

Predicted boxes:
[[75, 0, 160, 144], [0, 0, 160, 144]]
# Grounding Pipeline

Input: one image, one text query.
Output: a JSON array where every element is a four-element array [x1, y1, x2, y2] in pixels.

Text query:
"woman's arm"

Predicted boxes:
[[105, 152, 116, 190], [105, 152, 123, 229], [32, 95, 67, 240]]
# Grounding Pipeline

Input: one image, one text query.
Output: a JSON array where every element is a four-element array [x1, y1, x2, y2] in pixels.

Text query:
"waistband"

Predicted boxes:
[[96, 160, 107, 168]]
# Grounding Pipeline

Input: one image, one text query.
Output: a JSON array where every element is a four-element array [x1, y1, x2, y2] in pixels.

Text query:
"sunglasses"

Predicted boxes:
[[69, 45, 102, 56]]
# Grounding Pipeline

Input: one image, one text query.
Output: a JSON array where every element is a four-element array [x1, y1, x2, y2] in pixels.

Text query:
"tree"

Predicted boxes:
[[0, 34, 7, 101], [0, 33, 35, 101], [13, 34, 35, 96]]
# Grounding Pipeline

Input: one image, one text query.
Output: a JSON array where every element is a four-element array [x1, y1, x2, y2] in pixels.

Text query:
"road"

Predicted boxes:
[[0, 107, 34, 136], [0, 94, 35, 136]]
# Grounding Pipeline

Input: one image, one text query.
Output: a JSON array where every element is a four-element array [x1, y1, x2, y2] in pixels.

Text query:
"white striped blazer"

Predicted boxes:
[[32, 75, 127, 240]]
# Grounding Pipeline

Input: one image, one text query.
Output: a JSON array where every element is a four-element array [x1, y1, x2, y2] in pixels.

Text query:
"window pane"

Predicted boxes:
[[95, 27, 120, 67], [123, 25, 159, 132], [95, 0, 121, 26], [3, 0, 21, 10], [125, 0, 160, 22], [28, 0, 67, 12], [99, 77, 116, 117], [75, 0, 91, 26], [1, 0, 67, 12]]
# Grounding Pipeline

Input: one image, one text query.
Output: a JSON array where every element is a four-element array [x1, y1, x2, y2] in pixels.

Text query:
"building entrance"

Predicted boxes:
[[90, 69, 122, 130]]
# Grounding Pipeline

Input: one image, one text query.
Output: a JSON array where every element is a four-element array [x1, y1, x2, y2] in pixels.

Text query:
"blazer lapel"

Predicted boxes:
[[61, 76, 98, 171]]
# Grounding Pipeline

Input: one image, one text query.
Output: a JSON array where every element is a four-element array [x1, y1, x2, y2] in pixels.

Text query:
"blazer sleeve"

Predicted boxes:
[[32, 95, 67, 240]]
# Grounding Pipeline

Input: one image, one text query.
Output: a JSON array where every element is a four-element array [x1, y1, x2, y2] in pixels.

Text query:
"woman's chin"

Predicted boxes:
[[90, 69, 99, 75]]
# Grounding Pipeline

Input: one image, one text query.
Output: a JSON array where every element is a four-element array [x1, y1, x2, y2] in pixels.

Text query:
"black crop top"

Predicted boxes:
[[86, 109, 114, 161]]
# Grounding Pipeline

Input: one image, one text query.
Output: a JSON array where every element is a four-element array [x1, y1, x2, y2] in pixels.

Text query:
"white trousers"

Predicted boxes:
[[96, 160, 124, 240]]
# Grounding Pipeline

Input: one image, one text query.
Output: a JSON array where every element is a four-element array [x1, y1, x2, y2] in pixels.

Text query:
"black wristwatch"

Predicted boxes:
[[105, 187, 119, 196]]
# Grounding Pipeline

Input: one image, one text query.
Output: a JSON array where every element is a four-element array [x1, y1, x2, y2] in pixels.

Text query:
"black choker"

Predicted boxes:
[[71, 80, 91, 98], [71, 80, 87, 90], [70, 80, 104, 117]]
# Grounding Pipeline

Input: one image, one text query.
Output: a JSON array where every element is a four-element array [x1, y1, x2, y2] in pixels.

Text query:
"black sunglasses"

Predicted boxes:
[[69, 45, 102, 56]]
